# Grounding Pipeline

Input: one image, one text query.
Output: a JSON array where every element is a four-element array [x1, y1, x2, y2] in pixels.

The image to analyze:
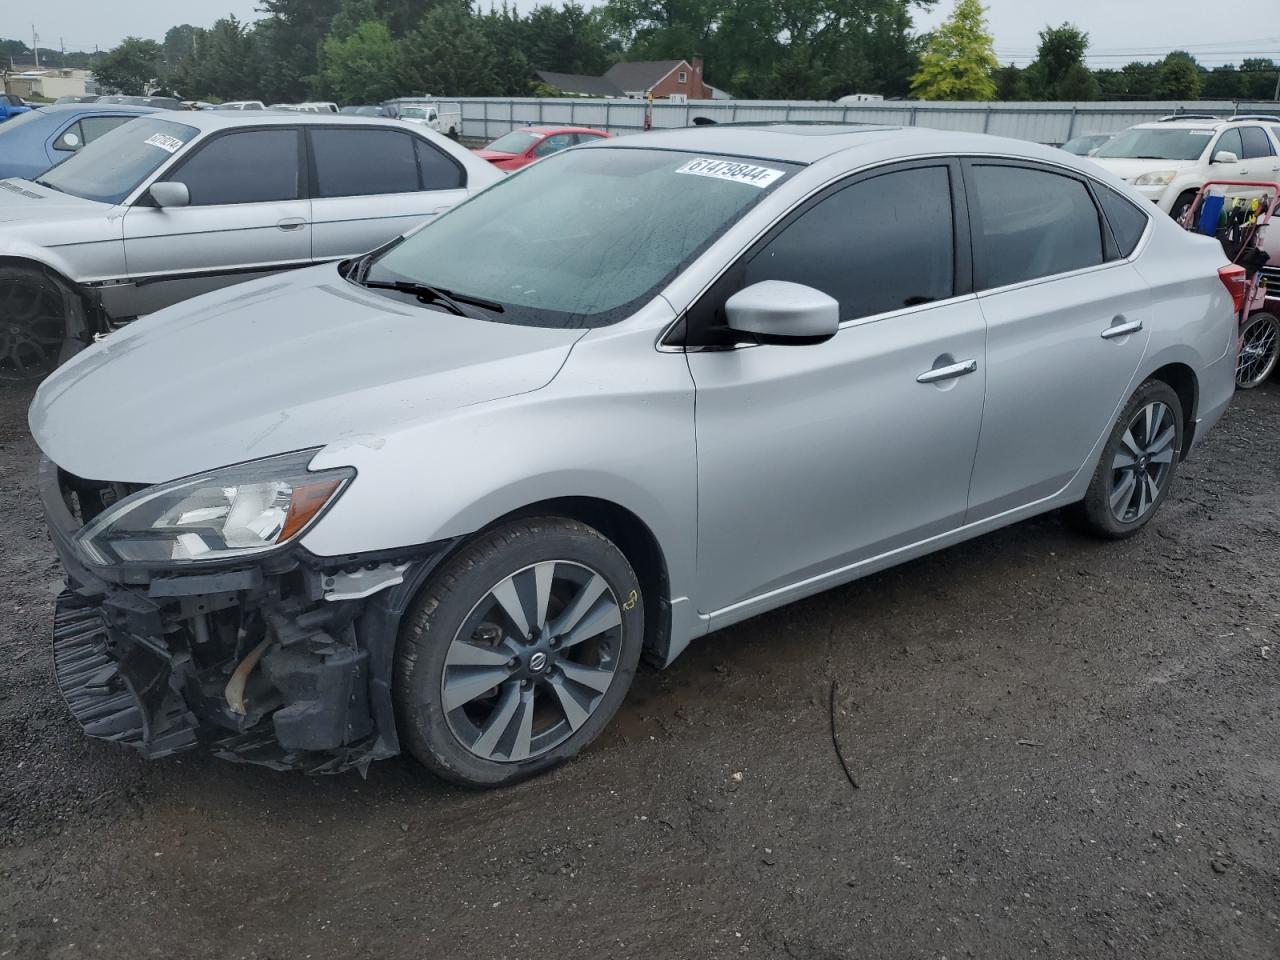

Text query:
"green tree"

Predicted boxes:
[[255, 0, 343, 102], [1057, 62, 1098, 101], [92, 37, 162, 95], [1239, 58, 1279, 101], [479, 4, 535, 96], [186, 17, 261, 101], [1156, 51, 1202, 100], [993, 63, 1026, 100], [321, 19, 400, 103], [910, 0, 997, 101], [398, 5, 499, 96], [1028, 23, 1088, 99]]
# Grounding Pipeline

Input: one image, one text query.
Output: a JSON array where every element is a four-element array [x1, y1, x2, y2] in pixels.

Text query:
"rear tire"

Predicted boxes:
[[1235, 311, 1280, 389], [393, 517, 643, 787], [1069, 379, 1183, 540]]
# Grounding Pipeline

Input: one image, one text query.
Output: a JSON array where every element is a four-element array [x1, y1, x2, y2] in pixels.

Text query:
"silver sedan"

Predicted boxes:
[[32, 124, 1237, 787], [0, 110, 500, 379]]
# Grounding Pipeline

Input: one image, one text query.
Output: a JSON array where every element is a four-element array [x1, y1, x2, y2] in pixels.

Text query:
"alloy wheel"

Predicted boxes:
[[441, 560, 624, 763], [1235, 312, 1280, 389], [0, 276, 66, 382], [1109, 401, 1176, 523]]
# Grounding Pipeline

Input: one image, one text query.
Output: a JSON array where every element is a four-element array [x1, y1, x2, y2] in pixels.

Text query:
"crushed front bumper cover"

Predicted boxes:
[[40, 456, 450, 775]]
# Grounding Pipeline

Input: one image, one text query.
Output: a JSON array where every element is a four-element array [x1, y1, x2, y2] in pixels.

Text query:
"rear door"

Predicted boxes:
[[307, 126, 468, 261], [962, 160, 1153, 522], [121, 126, 310, 315], [1238, 125, 1280, 181]]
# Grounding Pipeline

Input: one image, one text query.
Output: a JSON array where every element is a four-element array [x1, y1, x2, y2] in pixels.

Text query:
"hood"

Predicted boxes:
[[1088, 157, 1198, 182], [0, 179, 110, 224], [30, 264, 585, 483]]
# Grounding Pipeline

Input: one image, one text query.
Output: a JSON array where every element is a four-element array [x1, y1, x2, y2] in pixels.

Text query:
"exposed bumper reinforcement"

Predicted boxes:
[[52, 592, 199, 759]]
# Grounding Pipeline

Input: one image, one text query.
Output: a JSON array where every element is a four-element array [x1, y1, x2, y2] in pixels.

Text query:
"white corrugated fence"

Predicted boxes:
[[435, 97, 1280, 146]]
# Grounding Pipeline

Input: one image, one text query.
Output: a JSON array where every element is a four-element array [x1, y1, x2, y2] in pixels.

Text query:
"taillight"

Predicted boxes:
[[1219, 264, 1248, 315]]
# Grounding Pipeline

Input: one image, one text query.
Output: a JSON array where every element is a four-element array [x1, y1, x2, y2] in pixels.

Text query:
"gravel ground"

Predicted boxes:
[[2, 379, 1278, 960]]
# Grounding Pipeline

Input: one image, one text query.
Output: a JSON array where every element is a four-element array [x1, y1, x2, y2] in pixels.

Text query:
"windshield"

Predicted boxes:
[[37, 117, 198, 203], [366, 148, 797, 328], [400, 107, 426, 119], [1096, 127, 1214, 161], [486, 130, 541, 154]]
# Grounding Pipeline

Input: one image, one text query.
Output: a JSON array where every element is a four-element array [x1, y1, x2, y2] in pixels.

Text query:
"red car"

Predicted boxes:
[[473, 125, 611, 172]]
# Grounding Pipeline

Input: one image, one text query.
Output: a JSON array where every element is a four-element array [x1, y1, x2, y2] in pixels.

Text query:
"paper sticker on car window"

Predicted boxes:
[[144, 133, 186, 153], [674, 158, 784, 188]]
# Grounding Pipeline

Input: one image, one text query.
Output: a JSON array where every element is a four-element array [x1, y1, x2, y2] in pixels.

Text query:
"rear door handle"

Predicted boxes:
[[1101, 317, 1143, 340], [276, 217, 307, 231], [916, 358, 978, 384]]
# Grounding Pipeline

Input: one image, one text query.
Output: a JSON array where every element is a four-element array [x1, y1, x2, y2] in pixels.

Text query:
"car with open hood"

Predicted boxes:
[[32, 124, 1238, 787], [0, 110, 499, 380]]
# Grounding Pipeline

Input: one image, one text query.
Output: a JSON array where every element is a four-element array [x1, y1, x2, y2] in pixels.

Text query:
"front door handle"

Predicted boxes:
[[916, 358, 978, 384], [1101, 316, 1143, 340], [276, 217, 307, 231]]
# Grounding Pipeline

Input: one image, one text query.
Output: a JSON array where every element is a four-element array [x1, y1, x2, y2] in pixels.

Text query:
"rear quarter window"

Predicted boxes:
[[1095, 185, 1151, 258]]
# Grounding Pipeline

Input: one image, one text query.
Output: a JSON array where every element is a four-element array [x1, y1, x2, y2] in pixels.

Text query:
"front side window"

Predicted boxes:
[[1214, 128, 1244, 160], [1095, 127, 1214, 162], [968, 164, 1104, 290], [36, 117, 198, 204], [165, 129, 300, 205], [366, 148, 797, 327], [743, 165, 955, 322], [312, 127, 419, 198], [1240, 126, 1274, 159], [533, 133, 575, 158]]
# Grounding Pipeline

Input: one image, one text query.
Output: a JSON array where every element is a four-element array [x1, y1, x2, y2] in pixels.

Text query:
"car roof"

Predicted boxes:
[[32, 103, 158, 117], [144, 110, 432, 132], [580, 123, 1088, 168]]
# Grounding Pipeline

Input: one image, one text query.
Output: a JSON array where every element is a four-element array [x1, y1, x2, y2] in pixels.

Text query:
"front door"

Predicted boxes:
[[686, 161, 988, 616], [960, 160, 1153, 521], [307, 126, 468, 262], [121, 126, 310, 316]]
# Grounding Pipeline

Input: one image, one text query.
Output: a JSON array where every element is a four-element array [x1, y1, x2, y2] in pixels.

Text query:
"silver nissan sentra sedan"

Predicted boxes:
[[31, 123, 1238, 786]]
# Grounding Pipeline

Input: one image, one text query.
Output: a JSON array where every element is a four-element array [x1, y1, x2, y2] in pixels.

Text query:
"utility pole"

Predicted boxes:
[[31, 25, 40, 69]]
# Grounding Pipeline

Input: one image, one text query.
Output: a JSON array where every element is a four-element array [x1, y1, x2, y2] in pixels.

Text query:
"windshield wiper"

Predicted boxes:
[[358, 279, 505, 318], [33, 178, 66, 194]]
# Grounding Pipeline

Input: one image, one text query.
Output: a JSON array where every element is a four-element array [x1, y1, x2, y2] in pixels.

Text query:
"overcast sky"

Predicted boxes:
[[18, 0, 1280, 68]]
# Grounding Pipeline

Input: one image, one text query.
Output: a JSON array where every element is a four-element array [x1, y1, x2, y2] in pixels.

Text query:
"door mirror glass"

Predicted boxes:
[[149, 181, 191, 208], [1213, 150, 1239, 164], [724, 281, 839, 344]]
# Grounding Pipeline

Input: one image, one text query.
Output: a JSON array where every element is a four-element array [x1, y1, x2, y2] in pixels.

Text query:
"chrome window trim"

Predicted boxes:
[[655, 149, 1153, 353]]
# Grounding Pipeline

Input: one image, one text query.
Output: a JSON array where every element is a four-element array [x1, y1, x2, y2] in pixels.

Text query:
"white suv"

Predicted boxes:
[[1091, 115, 1280, 220]]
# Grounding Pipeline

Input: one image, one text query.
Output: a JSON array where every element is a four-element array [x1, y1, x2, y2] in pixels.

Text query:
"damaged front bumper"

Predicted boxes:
[[40, 457, 449, 774]]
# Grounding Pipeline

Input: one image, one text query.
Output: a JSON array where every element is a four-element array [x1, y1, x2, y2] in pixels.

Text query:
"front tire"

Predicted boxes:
[[394, 517, 643, 787], [1070, 379, 1183, 539], [0, 264, 82, 382]]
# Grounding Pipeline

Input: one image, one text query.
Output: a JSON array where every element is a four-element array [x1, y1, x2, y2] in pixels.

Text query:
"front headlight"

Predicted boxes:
[[76, 450, 354, 566], [1133, 171, 1176, 186]]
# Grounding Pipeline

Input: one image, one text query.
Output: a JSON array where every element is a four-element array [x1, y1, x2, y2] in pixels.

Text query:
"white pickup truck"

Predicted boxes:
[[384, 99, 461, 140]]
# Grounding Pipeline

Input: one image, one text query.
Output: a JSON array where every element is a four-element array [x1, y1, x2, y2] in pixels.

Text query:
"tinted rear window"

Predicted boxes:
[[415, 138, 464, 190], [969, 165, 1105, 290], [312, 127, 419, 197], [1240, 126, 1274, 159]]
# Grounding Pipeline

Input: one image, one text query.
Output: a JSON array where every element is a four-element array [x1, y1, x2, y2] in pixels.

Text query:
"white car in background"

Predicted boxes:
[[0, 111, 499, 379], [1091, 115, 1280, 220]]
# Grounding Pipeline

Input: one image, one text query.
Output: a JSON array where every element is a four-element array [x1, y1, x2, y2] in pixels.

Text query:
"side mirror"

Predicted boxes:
[[149, 181, 190, 208], [1213, 150, 1239, 164], [724, 280, 840, 345]]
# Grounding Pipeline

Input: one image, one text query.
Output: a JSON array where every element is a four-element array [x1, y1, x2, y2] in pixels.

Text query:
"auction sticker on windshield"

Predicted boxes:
[[675, 158, 784, 188], [144, 133, 186, 154]]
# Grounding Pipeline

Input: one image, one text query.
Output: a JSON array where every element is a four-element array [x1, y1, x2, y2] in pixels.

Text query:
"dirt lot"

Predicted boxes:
[[2, 378, 1278, 960]]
